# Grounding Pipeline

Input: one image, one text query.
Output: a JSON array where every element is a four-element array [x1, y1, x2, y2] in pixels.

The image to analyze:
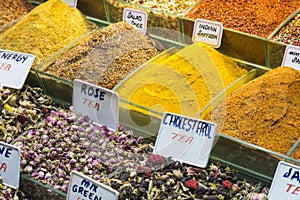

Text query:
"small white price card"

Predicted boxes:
[[0, 141, 21, 189], [73, 79, 119, 131], [63, 0, 77, 8], [123, 8, 148, 34], [192, 19, 223, 48], [67, 171, 118, 200], [0, 49, 35, 89], [269, 161, 300, 200], [281, 45, 300, 71], [153, 112, 217, 168]]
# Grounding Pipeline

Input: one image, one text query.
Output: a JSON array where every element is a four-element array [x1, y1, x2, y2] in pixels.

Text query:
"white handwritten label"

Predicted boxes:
[[0, 49, 35, 89], [153, 112, 217, 168], [73, 79, 119, 131], [192, 19, 223, 48], [0, 142, 21, 189], [63, 0, 77, 8], [123, 8, 148, 34], [281, 45, 300, 71], [67, 171, 118, 200], [269, 161, 300, 200]]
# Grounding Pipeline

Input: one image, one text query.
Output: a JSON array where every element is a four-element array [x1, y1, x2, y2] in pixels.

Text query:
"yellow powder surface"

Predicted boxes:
[[0, 0, 96, 68], [206, 66, 300, 155], [115, 42, 247, 117]]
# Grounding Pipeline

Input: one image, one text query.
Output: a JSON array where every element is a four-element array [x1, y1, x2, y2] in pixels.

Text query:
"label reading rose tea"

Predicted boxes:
[[281, 45, 300, 71], [269, 161, 300, 199], [73, 79, 119, 131], [192, 19, 223, 48], [63, 0, 77, 8], [67, 171, 118, 200], [0, 49, 35, 89], [0, 141, 21, 189], [153, 112, 217, 168], [123, 8, 147, 34]]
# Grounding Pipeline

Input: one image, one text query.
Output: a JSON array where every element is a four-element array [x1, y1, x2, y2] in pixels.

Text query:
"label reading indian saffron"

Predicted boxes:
[[123, 8, 148, 34], [0, 141, 21, 189], [192, 19, 223, 48], [269, 161, 300, 200], [73, 79, 119, 131], [63, 0, 77, 8], [67, 171, 118, 200], [281, 45, 300, 71], [0, 49, 35, 89], [153, 112, 217, 168]]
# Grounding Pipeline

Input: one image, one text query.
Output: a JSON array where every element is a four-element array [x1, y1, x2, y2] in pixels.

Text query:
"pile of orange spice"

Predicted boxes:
[[205, 66, 300, 155]]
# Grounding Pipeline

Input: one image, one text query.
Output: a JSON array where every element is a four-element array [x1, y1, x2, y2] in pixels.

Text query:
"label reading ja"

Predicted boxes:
[[192, 19, 223, 48], [0, 141, 21, 189], [153, 112, 217, 168], [73, 79, 119, 131], [269, 161, 300, 200], [123, 8, 148, 34]]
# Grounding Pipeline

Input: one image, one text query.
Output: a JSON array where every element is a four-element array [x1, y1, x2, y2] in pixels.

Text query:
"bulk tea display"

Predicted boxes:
[[44, 21, 164, 90], [205, 66, 300, 155], [0, 0, 97, 68], [272, 13, 300, 47], [186, 0, 299, 38], [115, 42, 248, 117]]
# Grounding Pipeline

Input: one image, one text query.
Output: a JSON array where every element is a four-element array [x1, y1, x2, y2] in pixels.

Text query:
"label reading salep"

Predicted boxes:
[[153, 112, 217, 168], [63, 0, 77, 7], [123, 8, 147, 34], [0, 49, 35, 89], [192, 19, 223, 48], [73, 79, 119, 131], [269, 161, 300, 200], [67, 171, 118, 200], [281, 45, 300, 71], [0, 142, 21, 189]]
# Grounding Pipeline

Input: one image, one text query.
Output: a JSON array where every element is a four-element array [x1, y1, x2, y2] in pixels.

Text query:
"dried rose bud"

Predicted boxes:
[[222, 180, 233, 189], [185, 179, 199, 189], [148, 154, 164, 164]]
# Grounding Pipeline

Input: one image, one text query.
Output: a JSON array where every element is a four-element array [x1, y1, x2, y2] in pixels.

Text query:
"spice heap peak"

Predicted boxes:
[[0, 0, 97, 68]]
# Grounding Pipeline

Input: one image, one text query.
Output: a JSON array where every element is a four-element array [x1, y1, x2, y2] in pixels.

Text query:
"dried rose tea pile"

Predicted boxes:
[[0, 84, 62, 143], [110, 154, 269, 200], [46, 21, 164, 89], [13, 107, 152, 193]]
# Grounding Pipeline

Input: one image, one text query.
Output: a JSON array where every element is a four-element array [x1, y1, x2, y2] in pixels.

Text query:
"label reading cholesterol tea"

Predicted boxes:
[[123, 8, 147, 34], [153, 112, 217, 168]]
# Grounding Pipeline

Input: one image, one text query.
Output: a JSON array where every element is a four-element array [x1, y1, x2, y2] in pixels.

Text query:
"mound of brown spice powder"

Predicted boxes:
[[205, 66, 300, 155]]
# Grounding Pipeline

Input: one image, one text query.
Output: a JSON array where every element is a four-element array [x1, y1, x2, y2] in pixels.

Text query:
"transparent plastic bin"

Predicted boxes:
[[181, 17, 268, 67]]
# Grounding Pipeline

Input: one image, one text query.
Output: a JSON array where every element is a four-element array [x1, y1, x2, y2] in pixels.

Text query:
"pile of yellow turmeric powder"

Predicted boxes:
[[0, 0, 97, 68], [114, 42, 247, 117]]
